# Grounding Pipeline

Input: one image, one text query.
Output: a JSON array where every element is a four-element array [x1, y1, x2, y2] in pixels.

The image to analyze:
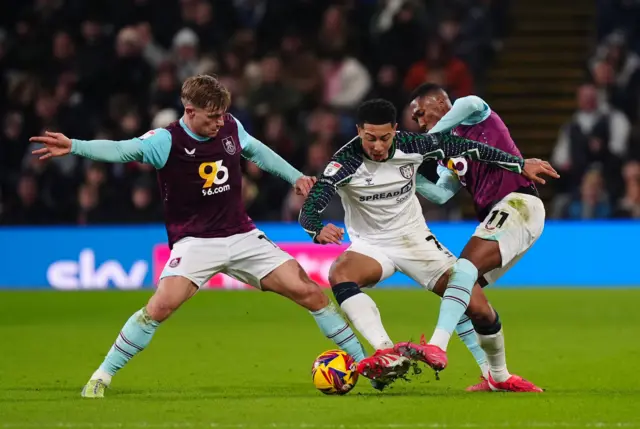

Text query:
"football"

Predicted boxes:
[[311, 349, 359, 395]]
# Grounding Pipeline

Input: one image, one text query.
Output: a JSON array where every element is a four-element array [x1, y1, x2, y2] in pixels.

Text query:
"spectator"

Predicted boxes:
[[243, 160, 288, 221], [403, 37, 474, 99], [0, 174, 46, 225], [320, 44, 371, 111], [367, 65, 405, 114], [136, 22, 167, 69], [123, 177, 163, 223], [566, 168, 612, 220], [111, 27, 153, 106], [615, 161, 640, 218], [552, 83, 629, 198], [172, 28, 199, 82], [76, 183, 107, 225], [247, 53, 301, 124], [590, 33, 640, 120]]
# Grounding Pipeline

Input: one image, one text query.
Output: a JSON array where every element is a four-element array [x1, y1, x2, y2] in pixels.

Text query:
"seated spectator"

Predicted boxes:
[[552, 83, 629, 198], [247, 53, 301, 124], [123, 177, 163, 224], [566, 168, 612, 220], [0, 173, 46, 225], [320, 44, 371, 111], [590, 33, 640, 120], [403, 37, 473, 99]]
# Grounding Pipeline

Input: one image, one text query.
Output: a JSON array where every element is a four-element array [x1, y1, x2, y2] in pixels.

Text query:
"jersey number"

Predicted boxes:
[[426, 235, 453, 257], [485, 210, 509, 229], [258, 234, 278, 248]]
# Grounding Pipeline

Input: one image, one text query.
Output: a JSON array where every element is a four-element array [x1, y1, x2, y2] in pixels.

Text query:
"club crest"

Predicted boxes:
[[222, 136, 236, 155], [168, 257, 181, 268], [399, 164, 414, 179]]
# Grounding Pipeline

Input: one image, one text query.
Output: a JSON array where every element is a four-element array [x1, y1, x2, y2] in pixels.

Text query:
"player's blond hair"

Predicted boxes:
[[181, 75, 231, 112]]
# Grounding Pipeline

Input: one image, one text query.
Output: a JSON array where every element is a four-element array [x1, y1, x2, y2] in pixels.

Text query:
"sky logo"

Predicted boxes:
[[46, 249, 148, 290]]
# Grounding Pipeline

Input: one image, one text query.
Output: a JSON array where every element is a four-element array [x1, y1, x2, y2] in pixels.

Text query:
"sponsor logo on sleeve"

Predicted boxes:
[[323, 161, 342, 177]]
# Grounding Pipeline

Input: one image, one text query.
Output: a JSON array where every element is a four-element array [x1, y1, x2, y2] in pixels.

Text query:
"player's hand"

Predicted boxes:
[[295, 175, 317, 198], [30, 131, 73, 160], [522, 158, 560, 185], [315, 224, 344, 245]]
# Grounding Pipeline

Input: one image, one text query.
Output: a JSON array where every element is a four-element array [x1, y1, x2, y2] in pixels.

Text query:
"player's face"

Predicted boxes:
[[185, 105, 226, 138], [357, 123, 397, 162], [410, 92, 451, 132]]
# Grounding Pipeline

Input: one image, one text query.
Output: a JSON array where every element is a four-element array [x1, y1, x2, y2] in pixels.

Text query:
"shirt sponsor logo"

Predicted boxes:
[[358, 181, 413, 202], [199, 160, 231, 196]]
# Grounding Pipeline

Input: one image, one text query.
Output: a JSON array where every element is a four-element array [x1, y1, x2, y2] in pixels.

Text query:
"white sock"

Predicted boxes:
[[90, 368, 112, 386], [480, 361, 490, 379], [340, 293, 393, 350], [478, 328, 511, 383], [429, 328, 452, 351]]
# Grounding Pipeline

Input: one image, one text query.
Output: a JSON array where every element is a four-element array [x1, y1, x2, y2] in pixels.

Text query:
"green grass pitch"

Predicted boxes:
[[0, 289, 639, 429]]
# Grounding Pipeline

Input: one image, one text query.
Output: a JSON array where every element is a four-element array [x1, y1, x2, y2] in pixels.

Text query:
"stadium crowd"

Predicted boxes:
[[0, 0, 531, 225], [551, 0, 640, 219]]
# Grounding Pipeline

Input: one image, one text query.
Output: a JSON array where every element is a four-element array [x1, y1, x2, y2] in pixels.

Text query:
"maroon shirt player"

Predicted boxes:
[[30, 75, 397, 397], [393, 83, 559, 393]]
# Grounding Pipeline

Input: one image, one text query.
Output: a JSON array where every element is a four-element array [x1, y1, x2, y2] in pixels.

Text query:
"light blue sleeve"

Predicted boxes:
[[71, 128, 172, 169], [415, 167, 462, 205], [428, 95, 491, 134], [234, 116, 303, 185]]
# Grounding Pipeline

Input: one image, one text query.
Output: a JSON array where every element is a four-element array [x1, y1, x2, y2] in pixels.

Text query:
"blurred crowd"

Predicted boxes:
[[0, 0, 508, 225], [551, 0, 640, 220]]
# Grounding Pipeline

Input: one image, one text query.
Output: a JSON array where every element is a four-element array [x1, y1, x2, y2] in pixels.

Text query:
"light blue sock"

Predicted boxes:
[[455, 315, 489, 378], [430, 259, 478, 350], [311, 303, 366, 362], [99, 308, 160, 376]]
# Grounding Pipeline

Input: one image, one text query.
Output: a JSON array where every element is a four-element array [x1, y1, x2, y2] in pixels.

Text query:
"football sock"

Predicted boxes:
[[333, 281, 394, 350], [455, 315, 489, 378], [97, 308, 160, 378], [429, 258, 478, 350], [311, 301, 366, 362], [474, 311, 511, 383]]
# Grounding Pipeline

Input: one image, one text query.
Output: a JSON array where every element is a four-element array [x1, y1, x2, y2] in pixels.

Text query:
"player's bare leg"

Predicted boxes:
[[399, 237, 542, 392], [82, 276, 198, 398], [328, 251, 410, 388], [260, 259, 368, 368], [394, 272, 490, 379]]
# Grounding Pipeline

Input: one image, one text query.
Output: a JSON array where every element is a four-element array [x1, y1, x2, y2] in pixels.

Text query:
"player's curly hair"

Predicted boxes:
[[356, 99, 397, 127], [181, 74, 231, 112], [409, 82, 445, 101]]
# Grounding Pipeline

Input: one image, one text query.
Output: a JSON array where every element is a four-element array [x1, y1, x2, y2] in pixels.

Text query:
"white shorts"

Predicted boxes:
[[474, 192, 545, 285], [160, 229, 293, 289], [347, 226, 456, 290]]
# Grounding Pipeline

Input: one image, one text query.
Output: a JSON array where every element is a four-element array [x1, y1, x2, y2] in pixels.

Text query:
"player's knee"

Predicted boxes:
[[328, 264, 352, 286], [146, 296, 179, 322]]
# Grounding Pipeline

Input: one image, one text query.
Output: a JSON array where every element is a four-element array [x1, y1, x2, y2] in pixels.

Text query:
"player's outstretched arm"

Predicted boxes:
[[415, 169, 461, 205], [396, 131, 559, 185], [404, 131, 525, 173], [30, 129, 171, 169], [428, 95, 490, 134]]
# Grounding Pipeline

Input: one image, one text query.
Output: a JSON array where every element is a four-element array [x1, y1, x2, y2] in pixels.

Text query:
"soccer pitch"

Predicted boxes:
[[0, 289, 639, 429]]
